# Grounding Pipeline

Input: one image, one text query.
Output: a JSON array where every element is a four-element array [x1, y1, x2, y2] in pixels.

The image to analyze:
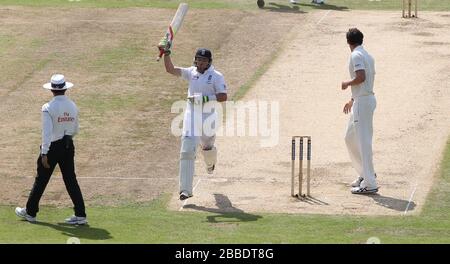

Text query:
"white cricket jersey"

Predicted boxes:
[[41, 95, 79, 154], [349, 45, 375, 98], [178, 65, 227, 137], [179, 65, 227, 96]]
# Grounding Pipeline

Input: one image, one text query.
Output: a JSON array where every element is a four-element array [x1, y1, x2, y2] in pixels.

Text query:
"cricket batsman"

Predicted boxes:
[[158, 40, 228, 200]]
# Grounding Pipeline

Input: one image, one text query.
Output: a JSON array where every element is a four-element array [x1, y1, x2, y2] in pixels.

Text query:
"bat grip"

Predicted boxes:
[[156, 49, 164, 62]]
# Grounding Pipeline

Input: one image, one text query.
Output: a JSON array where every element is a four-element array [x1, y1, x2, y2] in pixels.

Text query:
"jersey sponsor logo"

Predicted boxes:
[[58, 112, 75, 123], [207, 75, 213, 84], [192, 75, 199, 80]]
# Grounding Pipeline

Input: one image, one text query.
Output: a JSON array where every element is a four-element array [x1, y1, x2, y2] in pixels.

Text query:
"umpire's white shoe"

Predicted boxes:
[[65, 216, 88, 225], [351, 176, 364, 187], [15, 207, 36, 223], [290, 0, 300, 4]]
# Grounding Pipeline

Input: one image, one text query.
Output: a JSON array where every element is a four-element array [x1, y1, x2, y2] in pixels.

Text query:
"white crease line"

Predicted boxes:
[[317, 10, 331, 25], [404, 184, 417, 215], [19, 175, 283, 182], [179, 178, 202, 211], [22, 176, 176, 180]]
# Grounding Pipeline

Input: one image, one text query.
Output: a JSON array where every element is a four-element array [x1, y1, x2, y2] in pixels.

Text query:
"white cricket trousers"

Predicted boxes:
[[345, 95, 377, 188], [179, 135, 216, 195]]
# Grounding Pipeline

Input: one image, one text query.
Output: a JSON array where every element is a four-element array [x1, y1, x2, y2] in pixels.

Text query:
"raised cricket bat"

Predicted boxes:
[[156, 3, 189, 61]]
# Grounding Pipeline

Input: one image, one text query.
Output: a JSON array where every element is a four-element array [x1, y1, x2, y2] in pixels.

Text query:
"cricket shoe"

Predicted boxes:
[[207, 165, 215, 174], [179, 191, 193, 201], [351, 176, 364, 187], [351, 186, 379, 195], [65, 216, 88, 225], [351, 173, 377, 187], [15, 207, 36, 223]]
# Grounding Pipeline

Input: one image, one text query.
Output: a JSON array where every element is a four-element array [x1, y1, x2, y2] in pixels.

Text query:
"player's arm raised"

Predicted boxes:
[[163, 53, 181, 77]]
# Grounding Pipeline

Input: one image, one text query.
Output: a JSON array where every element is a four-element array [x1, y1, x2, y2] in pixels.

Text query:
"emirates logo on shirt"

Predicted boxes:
[[58, 112, 75, 122]]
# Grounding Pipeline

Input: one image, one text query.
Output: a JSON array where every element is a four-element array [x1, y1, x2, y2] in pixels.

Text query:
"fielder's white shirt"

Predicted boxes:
[[349, 45, 375, 98], [41, 95, 79, 154]]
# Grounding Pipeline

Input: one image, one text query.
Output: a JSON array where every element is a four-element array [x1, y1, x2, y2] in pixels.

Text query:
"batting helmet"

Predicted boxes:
[[193, 48, 212, 70]]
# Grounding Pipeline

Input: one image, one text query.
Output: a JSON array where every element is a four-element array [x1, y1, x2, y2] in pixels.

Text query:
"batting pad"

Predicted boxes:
[[201, 146, 217, 168], [179, 137, 197, 195]]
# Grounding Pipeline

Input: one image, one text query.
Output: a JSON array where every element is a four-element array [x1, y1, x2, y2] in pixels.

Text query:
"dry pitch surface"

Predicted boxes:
[[170, 10, 450, 216]]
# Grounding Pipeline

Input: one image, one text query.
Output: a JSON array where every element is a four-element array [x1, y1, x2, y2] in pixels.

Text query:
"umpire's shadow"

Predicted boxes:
[[34, 222, 112, 241], [369, 194, 417, 212], [183, 193, 262, 223]]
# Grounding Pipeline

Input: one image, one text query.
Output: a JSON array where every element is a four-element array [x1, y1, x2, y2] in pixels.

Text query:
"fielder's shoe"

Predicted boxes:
[[207, 164, 215, 174], [65, 215, 88, 225], [351, 176, 364, 187], [15, 207, 36, 223], [351, 173, 377, 187], [290, 0, 300, 4], [351, 186, 379, 195], [179, 191, 193, 201]]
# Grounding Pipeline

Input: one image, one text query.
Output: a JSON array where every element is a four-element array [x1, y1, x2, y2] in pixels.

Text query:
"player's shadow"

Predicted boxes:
[[299, 2, 349, 11], [263, 3, 306, 13], [369, 194, 417, 212], [262, 2, 348, 13], [183, 193, 263, 223], [33, 222, 113, 240]]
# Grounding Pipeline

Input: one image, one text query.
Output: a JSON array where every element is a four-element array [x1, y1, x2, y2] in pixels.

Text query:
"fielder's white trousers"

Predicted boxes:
[[345, 95, 377, 189]]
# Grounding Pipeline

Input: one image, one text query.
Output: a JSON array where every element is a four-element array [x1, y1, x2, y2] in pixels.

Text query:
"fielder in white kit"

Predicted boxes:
[[159, 41, 227, 200], [341, 28, 379, 194]]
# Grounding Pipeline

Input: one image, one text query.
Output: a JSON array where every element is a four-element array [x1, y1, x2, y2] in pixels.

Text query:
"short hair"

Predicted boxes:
[[346, 28, 364, 45]]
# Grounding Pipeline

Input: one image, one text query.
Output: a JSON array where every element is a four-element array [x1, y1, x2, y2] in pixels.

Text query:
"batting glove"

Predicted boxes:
[[158, 37, 172, 55]]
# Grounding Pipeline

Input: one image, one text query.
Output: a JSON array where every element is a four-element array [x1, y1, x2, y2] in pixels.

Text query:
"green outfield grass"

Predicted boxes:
[[1, 0, 449, 11], [0, 138, 449, 243]]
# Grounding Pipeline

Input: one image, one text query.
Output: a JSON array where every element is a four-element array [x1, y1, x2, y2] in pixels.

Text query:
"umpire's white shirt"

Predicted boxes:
[[41, 95, 79, 154], [349, 45, 375, 98]]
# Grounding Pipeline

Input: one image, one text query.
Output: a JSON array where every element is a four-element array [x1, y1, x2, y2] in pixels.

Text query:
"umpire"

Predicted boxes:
[[15, 74, 87, 225]]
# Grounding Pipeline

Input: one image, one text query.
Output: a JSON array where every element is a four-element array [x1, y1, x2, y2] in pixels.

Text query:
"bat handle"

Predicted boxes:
[[156, 49, 164, 62]]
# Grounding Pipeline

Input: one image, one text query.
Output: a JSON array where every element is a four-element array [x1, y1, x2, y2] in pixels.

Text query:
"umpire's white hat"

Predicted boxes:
[[43, 74, 74, 90]]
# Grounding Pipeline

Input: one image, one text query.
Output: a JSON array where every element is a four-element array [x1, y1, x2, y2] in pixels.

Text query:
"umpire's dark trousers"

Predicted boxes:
[[26, 136, 86, 217]]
